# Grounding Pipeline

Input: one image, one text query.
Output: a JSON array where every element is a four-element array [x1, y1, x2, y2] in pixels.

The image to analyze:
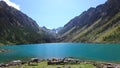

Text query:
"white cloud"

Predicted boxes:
[[1, 0, 20, 10]]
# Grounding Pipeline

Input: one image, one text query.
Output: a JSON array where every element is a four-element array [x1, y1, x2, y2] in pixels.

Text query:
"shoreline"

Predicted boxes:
[[0, 49, 10, 53], [0, 57, 120, 68]]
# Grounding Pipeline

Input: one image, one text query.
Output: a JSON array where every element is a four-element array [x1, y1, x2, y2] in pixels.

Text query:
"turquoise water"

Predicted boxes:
[[0, 43, 120, 63]]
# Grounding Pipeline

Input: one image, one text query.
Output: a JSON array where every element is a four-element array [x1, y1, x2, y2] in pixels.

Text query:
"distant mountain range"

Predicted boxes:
[[0, 0, 120, 45], [58, 0, 120, 43], [0, 1, 55, 45]]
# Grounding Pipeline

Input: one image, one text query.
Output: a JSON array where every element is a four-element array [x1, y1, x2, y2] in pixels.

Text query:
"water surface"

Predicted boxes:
[[0, 43, 120, 63]]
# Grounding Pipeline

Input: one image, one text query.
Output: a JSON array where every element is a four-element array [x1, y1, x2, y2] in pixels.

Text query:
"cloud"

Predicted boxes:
[[1, 0, 20, 10]]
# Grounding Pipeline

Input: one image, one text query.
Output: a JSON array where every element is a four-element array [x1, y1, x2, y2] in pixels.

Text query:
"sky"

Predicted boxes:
[[3, 0, 107, 29]]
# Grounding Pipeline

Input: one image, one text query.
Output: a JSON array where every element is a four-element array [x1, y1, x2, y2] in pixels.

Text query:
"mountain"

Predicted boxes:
[[58, 0, 120, 43], [42, 26, 58, 42], [0, 0, 119, 45], [0, 1, 53, 45]]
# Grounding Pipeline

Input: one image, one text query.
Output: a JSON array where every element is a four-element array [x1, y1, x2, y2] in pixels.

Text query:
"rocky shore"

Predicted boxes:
[[0, 57, 120, 68], [0, 49, 9, 53]]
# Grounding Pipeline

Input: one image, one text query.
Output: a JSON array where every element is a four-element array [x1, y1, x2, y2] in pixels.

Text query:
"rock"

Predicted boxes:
[[0, 1, 54, 45], [58, 0, 120, 43]]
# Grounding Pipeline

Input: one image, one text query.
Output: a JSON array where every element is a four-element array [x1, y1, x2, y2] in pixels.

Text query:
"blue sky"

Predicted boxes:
[[10, 0, 107, 29]]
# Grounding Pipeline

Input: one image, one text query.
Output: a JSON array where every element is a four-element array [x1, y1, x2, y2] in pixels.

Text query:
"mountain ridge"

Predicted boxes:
[[58, 0, 120, 43], [0, 0, 120, 45], [0, 1, 54, 45]]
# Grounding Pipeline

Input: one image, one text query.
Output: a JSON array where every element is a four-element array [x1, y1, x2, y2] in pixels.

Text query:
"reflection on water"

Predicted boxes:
[[0, 43, 120, 63]]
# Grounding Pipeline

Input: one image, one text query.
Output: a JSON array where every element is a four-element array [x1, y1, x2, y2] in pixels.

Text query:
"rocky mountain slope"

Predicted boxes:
[[58, 0, 120, 43], [0, 1, 54, 45], [0, 0, 119, 45]]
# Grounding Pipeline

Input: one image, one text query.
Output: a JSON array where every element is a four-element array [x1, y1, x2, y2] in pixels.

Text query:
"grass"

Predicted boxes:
[[71, 18, 102, 42], [69, 12, 120, 43], [8, 61, 96, 68], [94, 12, 120, 43], [60, 26, 76, 38]]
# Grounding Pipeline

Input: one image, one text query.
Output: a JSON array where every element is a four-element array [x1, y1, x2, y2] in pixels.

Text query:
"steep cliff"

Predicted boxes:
[[0, 1, 52, 45], [58, 0, 120, 43]]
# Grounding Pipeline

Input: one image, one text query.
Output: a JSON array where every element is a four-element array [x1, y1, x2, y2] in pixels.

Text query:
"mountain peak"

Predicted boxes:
[[58, 0, 120, 43], [0, 0, 9, 8], [0, 1, 54, 45], [106, 0, 120, 5]]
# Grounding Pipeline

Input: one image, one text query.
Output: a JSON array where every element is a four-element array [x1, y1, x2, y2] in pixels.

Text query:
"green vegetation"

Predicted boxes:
[[0, 1, 54, 45], [0, 27, 50, 45], [58, 11, 120, 43], [0, 0, 120, 45], [94, 12, 120, 43], [8, 61, 96, 68], [57, 0, 120, 43]]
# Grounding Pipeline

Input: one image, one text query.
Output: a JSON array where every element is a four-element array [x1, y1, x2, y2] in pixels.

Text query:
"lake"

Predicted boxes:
[[0, 43, 120, 63]]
